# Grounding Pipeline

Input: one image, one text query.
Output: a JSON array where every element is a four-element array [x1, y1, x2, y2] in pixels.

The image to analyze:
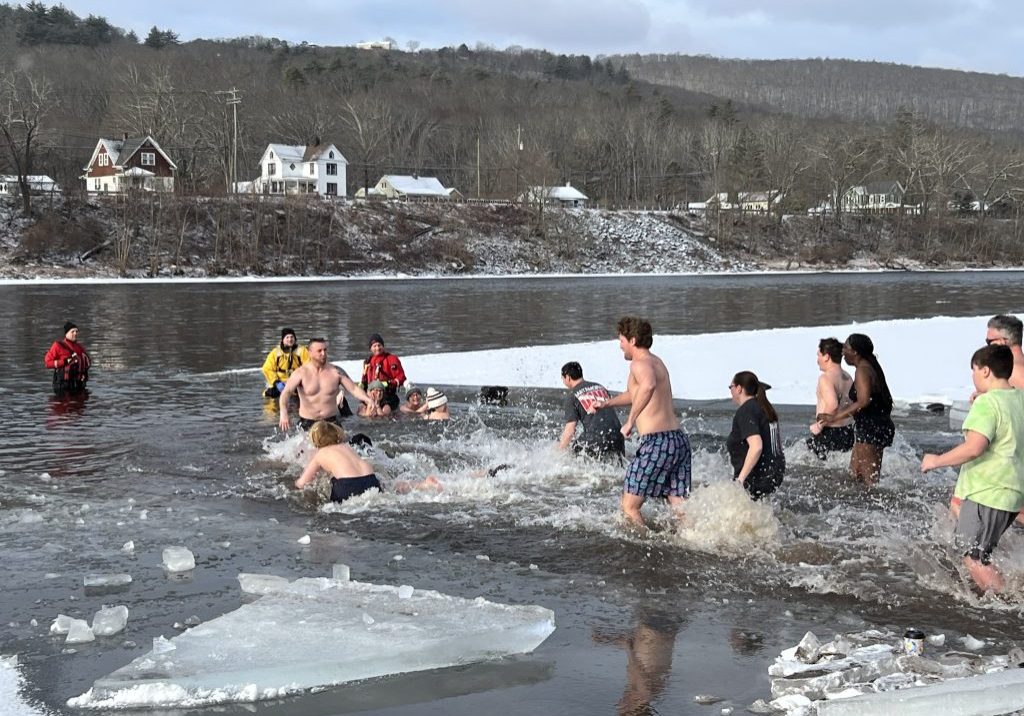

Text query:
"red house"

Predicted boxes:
[[82, 135, 177, 193]]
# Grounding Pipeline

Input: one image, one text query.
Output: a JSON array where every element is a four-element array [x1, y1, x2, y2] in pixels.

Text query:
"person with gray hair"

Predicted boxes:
[[986, 315, 1024, 388]]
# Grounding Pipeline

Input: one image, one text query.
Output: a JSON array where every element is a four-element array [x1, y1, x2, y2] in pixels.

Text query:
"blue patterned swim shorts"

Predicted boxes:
[[623, 429, 692, 498]]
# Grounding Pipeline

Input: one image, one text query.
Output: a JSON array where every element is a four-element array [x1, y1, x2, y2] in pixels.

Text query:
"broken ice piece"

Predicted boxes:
[[332, 564, 351, 582], [121, 541, 134, 554], [91, 606, 128, 636], [529, 564, 539, 571], [795, 631, 821, 664], [238, 573, 290, 595], [162, 546, 195, 572], [297, 535, 310, 545], [926, 634, 945, 647], [50, 614, 74, 635], [959, 634, 985, 651], [362, 612, 375, 625], [84, 574, 132, 588], [694, 694, 724, 704], [392, 555, 403, 561], [397, 585, 414, 599], [476, 555, 490, 561], [65, 619, 95, 644], [152, 636, 175, 654]]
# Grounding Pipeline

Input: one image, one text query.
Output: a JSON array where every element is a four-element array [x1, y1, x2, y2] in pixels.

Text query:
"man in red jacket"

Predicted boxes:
[[45, 321, 92, 395], [359, 333, 407, 412]]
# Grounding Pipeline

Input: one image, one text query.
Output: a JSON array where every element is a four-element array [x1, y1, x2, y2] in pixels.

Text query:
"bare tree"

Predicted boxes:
[[0, 66, 54, 215], [813, 128, 877, 224]]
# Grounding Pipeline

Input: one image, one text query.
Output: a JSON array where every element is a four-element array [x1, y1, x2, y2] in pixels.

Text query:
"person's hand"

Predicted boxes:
[[817, 412, 834, 427], [736, 474, 747, 485], [809, 421, 823, 436], [279, 412, 291, 431], [620, 420, 633, 438], [921, 454, 940, 473], [587, 397, 607, 415]]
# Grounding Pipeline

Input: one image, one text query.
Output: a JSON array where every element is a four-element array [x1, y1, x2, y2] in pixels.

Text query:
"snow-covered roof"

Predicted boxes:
[[0, 174, 58, 184], [121, 167, 155, 177], [525, 184, 588, 201], [84, 136, 177, 171], [262, 143, 347, 165], [381, 175, 449, 197], [265, 144, 307, 162]]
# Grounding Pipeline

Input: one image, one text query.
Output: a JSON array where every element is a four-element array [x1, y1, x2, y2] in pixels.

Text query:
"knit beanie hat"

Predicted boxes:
[[63, 321, 77, 335], [281, 327, 296, 340], [368, 333, 385, 348], [426, 387, 448, 409], [367, 380, 386, 391], [406, 385, 423, 399]]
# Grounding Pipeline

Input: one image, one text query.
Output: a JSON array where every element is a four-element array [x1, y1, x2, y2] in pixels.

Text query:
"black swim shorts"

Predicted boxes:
[[806, 425, 855, 460], [298, 414, 344, 431], [330, 474, 383, 503]]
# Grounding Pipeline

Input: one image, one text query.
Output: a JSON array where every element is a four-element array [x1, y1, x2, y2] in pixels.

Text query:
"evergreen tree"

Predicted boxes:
[[144, 25, 164, 48]]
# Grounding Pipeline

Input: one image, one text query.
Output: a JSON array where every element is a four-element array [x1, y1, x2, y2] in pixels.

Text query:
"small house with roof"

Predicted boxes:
[[738, 190, 784, 214], [0, 175, 60, 196], [82, 135, 176, 193], [519, 182, 588, 207], [842, 180, 907, 213], [356, 175, 454, 200], [252, 142, 348, 197]]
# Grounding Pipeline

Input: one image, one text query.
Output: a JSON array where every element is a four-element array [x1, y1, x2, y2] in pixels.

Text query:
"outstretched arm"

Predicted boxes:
[[921, 430, 989, 472], [295, 452, 322, 488], [340, 371, 374, 406]]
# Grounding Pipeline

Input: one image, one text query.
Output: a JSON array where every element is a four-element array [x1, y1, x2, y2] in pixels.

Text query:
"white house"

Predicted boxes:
[[252, 143, 348, 198], [687, 192, 732, 215], [519, 182, 588, 207], [0, 175, 60, 196], [355, 40, 396, 50], [738, 190, 785, 214], [358, 175, 454, 200], [841, 180, 907, 213]]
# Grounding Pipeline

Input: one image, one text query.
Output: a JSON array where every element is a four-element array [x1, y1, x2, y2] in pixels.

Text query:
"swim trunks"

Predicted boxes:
[[853, 413, 895, 448], [330, 473, 382, 503], [624, 429, 692, 498], [298, 414, 344, 431], [806, 425, 855, 460], [955, 498, 1018, 564]]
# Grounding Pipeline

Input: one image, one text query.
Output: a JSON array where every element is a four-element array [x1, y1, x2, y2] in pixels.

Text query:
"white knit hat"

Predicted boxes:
[[425, 387, 448, 409]]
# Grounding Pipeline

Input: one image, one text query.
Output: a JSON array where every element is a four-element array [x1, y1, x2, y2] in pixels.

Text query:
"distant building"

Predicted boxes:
[[0, 175, 60, 196], [355, 40, 395, 50], [358, 174, 454, 200], [687, 192, 732, 215], [738, 190, 784, 214], [519, 182, 588, 207], [841, 180, 908, 214], [252, 143, 348, 198], [81, 135, 177, 193]]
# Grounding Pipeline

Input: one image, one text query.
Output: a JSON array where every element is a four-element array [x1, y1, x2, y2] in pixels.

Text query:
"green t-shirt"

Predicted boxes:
[[955, 388, 1024, 512]]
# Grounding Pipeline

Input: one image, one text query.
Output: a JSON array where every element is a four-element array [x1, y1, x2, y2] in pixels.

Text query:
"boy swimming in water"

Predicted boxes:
[[295, 420, 382, 502]]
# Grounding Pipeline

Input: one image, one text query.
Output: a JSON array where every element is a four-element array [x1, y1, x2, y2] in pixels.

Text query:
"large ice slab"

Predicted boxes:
[[69, 575, 555, 709]]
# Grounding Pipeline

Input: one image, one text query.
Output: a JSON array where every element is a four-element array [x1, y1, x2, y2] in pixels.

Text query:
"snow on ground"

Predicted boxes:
[[0, 657, 49, 716], [354, 315, 990, 406]]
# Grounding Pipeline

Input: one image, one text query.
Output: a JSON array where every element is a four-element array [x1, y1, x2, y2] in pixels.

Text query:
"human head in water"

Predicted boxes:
[[309, 420, 345, 448]]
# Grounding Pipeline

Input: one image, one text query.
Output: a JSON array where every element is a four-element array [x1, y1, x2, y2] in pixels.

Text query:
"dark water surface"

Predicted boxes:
[[4, 271, 1024, 716]]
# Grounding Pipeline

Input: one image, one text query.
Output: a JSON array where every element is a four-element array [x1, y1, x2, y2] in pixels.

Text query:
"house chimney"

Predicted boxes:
[[314, 135, 321, 146], [122, 132, 128, 141], [565, 181, 571, 187]]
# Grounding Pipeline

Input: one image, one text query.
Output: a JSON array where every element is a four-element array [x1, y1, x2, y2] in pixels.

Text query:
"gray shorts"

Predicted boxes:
[[955, 498, 1019, 564]]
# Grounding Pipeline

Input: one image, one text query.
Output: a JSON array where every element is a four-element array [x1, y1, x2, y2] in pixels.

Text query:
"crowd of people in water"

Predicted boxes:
[[45, 313, 1024, 594]]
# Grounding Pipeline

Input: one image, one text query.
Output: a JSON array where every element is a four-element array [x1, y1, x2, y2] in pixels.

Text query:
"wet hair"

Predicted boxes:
[[818, 337, 843, 364], [844, 333, 894, 410], [308, 337, 327, 348], [561, 361, 583, 380], [732, 371, 778, 423], [988, 314, 1023, 346], [972, 344, 1014, 379], [309, 420, 345, 448], [616, 316, 653, 349]]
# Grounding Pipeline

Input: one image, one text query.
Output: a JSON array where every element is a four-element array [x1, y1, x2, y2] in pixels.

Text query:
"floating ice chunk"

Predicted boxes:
[[795, 632, 821, 664], [816, 667, 1024, 716], [392, 554, 403, 561], [695, 694, 724, 704], [332, 564, 350, 582], [84, 574, 132, 588], [529, 564, 538, 571], [152, 636, 175, 654], [121, 541, 134, 554], [66, 619, 95, 644], [362, 612, 375, 625], [71, 577, 556, 709], [927, 633, 945, 647], [30, 619, 37, 627], [50, 614, 74, 635], [297, 535, 310, 545], [237, 573, 290, 596], [397, 585, 414, 599], [162, 547, 195, 572], [476, 555, 490, 561], [92, 606, 128, 636], [959, 634, 985, 651], [138, 510, 148, 520]]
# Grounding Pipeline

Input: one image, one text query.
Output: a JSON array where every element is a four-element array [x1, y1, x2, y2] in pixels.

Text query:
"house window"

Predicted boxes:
[[141, 152, 156, 166], [309, 163, 315, 175], [326, 163, 337, 176], [289, 163, 296, 171], [329, 151, 334, 159], [267, 163, 276, 176], [269, 151, 274, 159], [326, 182, 337, 196], [98, 154, 109, 167], [93, 179, 100, 190]]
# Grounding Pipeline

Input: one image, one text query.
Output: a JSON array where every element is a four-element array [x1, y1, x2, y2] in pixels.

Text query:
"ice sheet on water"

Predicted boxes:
[[83, 574, 132, 588], [92, 606, 128, 636], [70, 574, 555, 709], [162, 547, 195, 572], [50, 614, 73, 635], [1, 655, 50, 716], [237, 573, 289, 596]]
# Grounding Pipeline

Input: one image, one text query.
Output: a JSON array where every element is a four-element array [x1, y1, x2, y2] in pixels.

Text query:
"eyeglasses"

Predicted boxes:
[[728, 383, 737, 390]]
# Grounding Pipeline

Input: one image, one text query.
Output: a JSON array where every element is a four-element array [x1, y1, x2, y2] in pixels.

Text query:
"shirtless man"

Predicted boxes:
[[294, 421, 382, 503], [807, 338, 855, 460], [279, 338, 373, 431], [594, 317, 692, 528], [986, 315, 1024, 389]]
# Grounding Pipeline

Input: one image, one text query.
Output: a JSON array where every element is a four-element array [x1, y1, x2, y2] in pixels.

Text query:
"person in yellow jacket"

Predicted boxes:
[[262, 328, 310, 398]]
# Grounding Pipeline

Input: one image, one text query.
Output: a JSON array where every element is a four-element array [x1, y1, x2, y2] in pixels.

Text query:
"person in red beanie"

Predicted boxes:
[[45, 321, 92, 395]]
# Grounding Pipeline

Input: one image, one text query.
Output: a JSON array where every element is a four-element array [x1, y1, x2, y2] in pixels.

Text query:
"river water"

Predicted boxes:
[[4, 271, 1024, 715]]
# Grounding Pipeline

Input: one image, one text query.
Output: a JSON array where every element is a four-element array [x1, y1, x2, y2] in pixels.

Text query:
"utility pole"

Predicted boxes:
[[514, 123, 522, 201], [217, 88, 242, 192], [476, 134, 481, 199]]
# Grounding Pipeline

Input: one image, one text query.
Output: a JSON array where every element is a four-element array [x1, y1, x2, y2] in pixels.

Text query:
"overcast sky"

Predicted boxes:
[[58, 0, 1024, 77]]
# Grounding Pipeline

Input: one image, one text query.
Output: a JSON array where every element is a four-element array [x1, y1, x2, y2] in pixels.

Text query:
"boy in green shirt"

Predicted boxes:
[[921, 345, 1024, 593]]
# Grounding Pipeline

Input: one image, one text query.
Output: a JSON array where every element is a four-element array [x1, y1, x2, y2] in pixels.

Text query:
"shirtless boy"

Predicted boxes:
[[279, 338, 373, 431], [807, 338, 855, 460], [294, 421, 382, 503], [594, 317, 692, 528]]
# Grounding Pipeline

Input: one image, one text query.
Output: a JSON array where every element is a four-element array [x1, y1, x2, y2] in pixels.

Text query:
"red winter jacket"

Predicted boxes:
[[359, 352, 407, 391], [45, 340, 91, 379]]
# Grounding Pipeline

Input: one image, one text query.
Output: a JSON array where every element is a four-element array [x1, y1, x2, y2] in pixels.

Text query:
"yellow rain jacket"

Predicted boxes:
[[261, 345, 310, 387]]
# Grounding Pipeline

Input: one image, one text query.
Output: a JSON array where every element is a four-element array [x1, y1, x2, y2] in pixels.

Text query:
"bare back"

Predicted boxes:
[[817, 367, 853, 427], [294, 363, 346, 420], [629, 351, 679, 435], [314, 443, 373, 479], [1012, 355, 1024, 390]]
